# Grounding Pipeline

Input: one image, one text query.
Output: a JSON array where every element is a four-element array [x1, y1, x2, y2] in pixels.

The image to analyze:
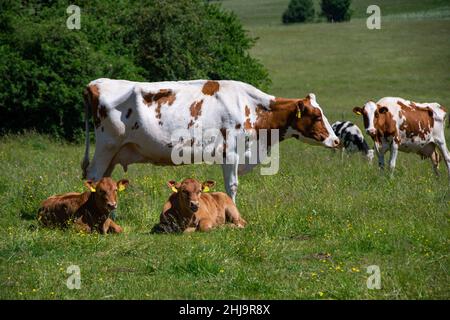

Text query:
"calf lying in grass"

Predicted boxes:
[[37, 178, 129, 234], [152, 178, 247, 233]]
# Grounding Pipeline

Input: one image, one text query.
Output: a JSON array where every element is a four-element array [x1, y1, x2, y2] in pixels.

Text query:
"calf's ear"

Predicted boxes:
[[84, 180, 97, 193], [202, 180, 216, 192], [167, 180, 179, 193], [117, 179, 129, 192], [353, 107, 363, 115]]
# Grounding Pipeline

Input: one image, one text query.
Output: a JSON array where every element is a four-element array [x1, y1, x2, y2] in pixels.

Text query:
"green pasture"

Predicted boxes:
[[0, 0, 449, 299]]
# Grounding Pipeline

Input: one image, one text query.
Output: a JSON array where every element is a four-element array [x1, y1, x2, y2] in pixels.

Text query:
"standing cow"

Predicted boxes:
[[353, 97, 449, 177], [82, 79, 340, 202]]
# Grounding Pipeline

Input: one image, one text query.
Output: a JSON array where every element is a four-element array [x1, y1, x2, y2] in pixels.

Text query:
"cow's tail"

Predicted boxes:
[[81, 87, 91, 179]]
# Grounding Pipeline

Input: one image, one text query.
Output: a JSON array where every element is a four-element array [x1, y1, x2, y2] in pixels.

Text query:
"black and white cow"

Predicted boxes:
[[332, 121, 374, 162]]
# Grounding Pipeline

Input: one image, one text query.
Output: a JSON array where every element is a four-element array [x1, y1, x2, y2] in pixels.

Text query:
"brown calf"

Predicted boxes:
[[37, 178, 129, 234], [152, 178, 247, 233]]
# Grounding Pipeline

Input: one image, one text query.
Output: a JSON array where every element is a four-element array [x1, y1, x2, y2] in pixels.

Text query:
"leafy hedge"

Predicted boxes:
[[282, 0, 315, 24], [321, 0, 353, 22], [0, 0, 270, 140]]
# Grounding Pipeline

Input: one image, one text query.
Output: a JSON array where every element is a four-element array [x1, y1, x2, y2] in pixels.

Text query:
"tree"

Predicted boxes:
[[282, 0, 315, 24], [0, 0, 270, 140], [321, 0, 352, 22]]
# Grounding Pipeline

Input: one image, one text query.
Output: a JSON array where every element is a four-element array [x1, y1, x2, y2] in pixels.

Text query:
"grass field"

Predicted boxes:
[[1, 0, 449, 299]]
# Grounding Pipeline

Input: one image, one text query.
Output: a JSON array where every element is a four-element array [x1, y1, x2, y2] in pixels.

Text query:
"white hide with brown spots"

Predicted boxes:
[[82, 78, 338, 201], [354, 97, 449, 177]]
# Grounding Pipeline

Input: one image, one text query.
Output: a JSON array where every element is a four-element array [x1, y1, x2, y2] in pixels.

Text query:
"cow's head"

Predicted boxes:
[[167, 178, 215, 213], [291, 94, 340, 148], [353, 101, 386, 138], [85, 178, 129, 213]]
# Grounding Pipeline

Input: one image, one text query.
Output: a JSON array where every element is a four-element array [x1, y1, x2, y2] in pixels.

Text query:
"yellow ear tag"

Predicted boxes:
[[203, 186, 210, 193], [118, 184, 126, 192], [356, 111, 362, 115], [89, 186, 96, 193], [171, 187, 178, 193], [296, 110, 302, 118]]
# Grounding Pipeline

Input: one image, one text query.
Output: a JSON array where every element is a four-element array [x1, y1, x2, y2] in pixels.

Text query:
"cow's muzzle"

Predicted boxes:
[[366, 128, 376, 138], [190, 202, 199, 212]]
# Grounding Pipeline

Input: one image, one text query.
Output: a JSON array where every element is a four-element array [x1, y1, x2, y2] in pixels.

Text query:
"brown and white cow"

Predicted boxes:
[[37, 177, 129, 234], [82, 79, 339, 202], [353, 97, 449, 176], [151, 178, 246, 233]]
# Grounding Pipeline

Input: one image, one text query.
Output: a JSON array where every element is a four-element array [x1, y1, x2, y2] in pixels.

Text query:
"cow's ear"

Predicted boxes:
[[296, 100, 305, 119], [202, 180, 216, 192], [117, 179, 129, 192], [378, 106, 389, 114], [353, 107, 363, 115], [84, 180, 97, 193], [425, 107, 434, 117], [167, 180, 179, 193]]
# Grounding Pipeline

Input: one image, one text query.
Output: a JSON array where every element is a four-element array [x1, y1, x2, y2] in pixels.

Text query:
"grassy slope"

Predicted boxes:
[[1, 0, 449, 299]]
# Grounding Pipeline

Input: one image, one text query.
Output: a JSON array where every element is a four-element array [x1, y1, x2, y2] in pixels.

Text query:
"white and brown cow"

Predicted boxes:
[[353, 97, 449, 177], [82, 78, 340, 201]]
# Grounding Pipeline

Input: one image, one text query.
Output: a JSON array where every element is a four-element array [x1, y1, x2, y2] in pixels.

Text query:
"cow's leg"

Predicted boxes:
[[104, 218, 123, 234], [86, 143, 120, 180], [226, 207, 247, 228], [435, 138, 450, 178], [375, 143, 385, 170], [388, 142, 399, 176], [222, 152, 239, 203], [197, 219, 213, 232], [429, 149, 440, 176]]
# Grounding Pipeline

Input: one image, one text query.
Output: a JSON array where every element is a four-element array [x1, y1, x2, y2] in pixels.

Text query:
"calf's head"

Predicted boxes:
[[291, 94, 340, 148], [167, 178, 216, 213], [85, 178, 129, 213]]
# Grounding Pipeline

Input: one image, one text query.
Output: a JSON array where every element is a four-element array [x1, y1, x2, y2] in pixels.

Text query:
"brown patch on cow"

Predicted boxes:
[[142, 89, 176, 121], [235, 123, 241, 129], [243, 105, 253, 130], [190, 100, 203, 119], [99, 105, 107, 119], [245, 105, 250, 117], [244, 118, 253, 130], [143, 89, 176, 106], [83, 84, 101, 128], [372, 105, 399, 144], [250, 97, 330, 143], [201, 81, 220, 96], [220, 128, 227, 139], [155, 104, 162, 119], [125, 108, 132, 119], [132, 122, 139, 130], [397, 100, 434, 140]]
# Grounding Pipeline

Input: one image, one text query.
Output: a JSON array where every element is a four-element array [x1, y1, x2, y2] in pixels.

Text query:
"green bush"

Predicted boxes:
[[282, 0, 315, 24], [0, 0, 270, 140], [321, 0, 352, 22]]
